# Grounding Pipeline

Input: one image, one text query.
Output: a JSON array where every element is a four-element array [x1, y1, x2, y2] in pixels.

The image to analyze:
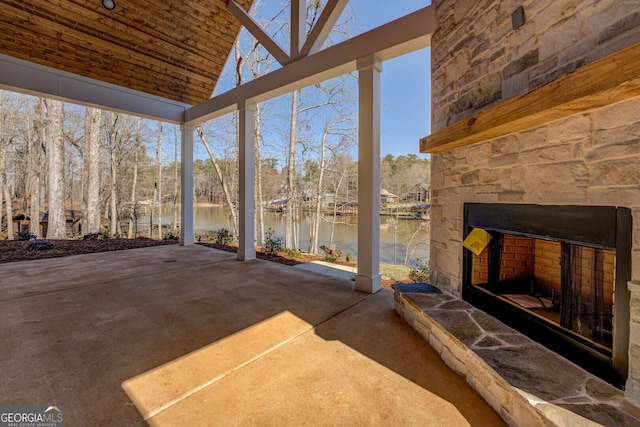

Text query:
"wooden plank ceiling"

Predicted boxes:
[[0, 0, 253, 105]]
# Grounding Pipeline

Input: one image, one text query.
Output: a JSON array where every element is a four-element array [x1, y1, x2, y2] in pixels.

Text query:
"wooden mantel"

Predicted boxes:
[[421, 42, 640, 154]]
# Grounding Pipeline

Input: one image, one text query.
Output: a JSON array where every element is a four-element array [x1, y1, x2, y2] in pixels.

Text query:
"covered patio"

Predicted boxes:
[[0, 245, 504, 425], [0, 0, 436, 294]]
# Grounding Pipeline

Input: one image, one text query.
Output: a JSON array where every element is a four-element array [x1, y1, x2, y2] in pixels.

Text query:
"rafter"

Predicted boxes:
[[291, 0, 307, 57], [186, 6, 435, 125], [298, 0, 348, 58], [227, 0, 291, 66]]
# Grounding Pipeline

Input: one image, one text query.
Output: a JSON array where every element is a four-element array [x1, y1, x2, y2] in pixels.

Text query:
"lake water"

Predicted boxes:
[[189, 206, 430, 267]]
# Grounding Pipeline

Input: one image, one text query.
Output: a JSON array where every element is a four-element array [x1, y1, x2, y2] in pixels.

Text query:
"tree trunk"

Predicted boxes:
[[80, 108, 89, 234], [3, 185, 13, 240], [110, 150, 118, 236], [173, 125, 179, 233], [107, 113, 119, 236], [47, 99, 67, 239], [196, 127, 238, 234], [255, 103, 265, 245], [155, 122, 163, 239], [24, 100, 35, 235], [285, 89, 298, 248], [85, 107, 101, 234], [128, 148, 138, 239], [312, 127, 328, 254], [33, 99, 47, 234]]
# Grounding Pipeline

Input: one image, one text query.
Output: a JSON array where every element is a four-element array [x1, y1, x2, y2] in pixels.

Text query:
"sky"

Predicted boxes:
[[349, 0, 431, 158], [211, 0, 431, 159]]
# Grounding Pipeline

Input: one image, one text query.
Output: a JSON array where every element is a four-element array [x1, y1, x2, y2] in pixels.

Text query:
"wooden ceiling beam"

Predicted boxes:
[[186, 6, 435, 124], [420, 41, 640, 154], [227, 0, 291, 66], [298, 0, 348, 58]]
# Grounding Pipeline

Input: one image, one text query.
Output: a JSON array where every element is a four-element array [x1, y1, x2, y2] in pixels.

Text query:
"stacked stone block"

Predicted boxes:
[[432, 0, 640, 131]]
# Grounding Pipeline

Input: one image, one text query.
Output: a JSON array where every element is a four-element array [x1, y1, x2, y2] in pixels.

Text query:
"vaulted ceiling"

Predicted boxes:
[[0, 0, 253, 105]]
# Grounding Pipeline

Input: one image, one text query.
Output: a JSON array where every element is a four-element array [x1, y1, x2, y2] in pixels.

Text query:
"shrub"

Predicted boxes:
[[345, 252, 352, 262], [408, 258, 430, 283], [213, 228, 233, 245], [280, 247, 301, 259], [15, 231, 37, 241], [263, 228, 283, 255], [323, 254, 338, 263], [83, 232, 102, 240], [163, 230, 180, 241]]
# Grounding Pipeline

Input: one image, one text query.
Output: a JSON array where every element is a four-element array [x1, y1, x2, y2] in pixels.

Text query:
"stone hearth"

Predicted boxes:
[[393, 283, 640, 426]]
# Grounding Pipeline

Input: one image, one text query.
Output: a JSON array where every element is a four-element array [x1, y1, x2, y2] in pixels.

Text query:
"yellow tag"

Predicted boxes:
[[463, 228, 492, 256]]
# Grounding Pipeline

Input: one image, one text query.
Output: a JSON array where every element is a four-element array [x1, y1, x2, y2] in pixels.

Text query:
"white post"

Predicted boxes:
[[180, 124, 195, 246], [355, 55, 382, 294], [238, 101, 257, 261]]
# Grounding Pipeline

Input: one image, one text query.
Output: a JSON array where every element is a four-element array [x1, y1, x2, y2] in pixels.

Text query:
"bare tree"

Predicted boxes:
[[46, 99, 67, 239], [84, 107, 102, 234], [127, 118, 143, 238], [172, 125, 180, 233], [25, 98, 44, 236], [196, 126, 239, 234], [154, 122, 163, 239], [105, 112, 120, 236], [285, 89, 299, 249]]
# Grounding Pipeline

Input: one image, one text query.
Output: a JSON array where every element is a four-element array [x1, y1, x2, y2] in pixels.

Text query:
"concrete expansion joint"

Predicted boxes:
[[143, 323, 318, 421], [311, 290, 380, 329], [135, 291, 380, 423]]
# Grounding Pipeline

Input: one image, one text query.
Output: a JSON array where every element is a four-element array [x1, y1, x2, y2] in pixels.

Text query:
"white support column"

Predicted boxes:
[[237, 101, 257, 261], [180, 124, 195, 246], [355, 55, 382, 294]]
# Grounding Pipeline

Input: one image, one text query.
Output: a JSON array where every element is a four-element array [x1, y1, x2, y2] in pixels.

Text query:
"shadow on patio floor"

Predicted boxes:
[[0, 244, 504, 426]]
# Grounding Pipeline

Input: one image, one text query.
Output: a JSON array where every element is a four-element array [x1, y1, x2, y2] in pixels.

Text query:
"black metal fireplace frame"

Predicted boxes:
[[462, 203, 632, 386]]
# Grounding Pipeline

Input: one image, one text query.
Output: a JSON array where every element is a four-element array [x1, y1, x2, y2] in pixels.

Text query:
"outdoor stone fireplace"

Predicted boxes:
[[424, 0, 640, 408], [462, 203, 631, 385], [428, 96, 640, 397]]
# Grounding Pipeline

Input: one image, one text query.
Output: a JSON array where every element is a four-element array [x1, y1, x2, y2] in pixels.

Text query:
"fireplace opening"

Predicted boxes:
[[462, 204, 631, 386]]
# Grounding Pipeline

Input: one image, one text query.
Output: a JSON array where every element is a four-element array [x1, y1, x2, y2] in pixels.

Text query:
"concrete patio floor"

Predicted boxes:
[[0, 244, 505, 426]]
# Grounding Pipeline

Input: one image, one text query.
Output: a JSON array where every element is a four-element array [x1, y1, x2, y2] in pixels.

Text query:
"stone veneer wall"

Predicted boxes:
[[432, 0, 640, 130], [429, 97, 640, 400], [430, 0, 640, 407], [429, 98, 640, 295]]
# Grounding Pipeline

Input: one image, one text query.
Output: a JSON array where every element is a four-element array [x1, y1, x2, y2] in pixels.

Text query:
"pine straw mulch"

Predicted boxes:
[[0, 238, 178, 264]]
